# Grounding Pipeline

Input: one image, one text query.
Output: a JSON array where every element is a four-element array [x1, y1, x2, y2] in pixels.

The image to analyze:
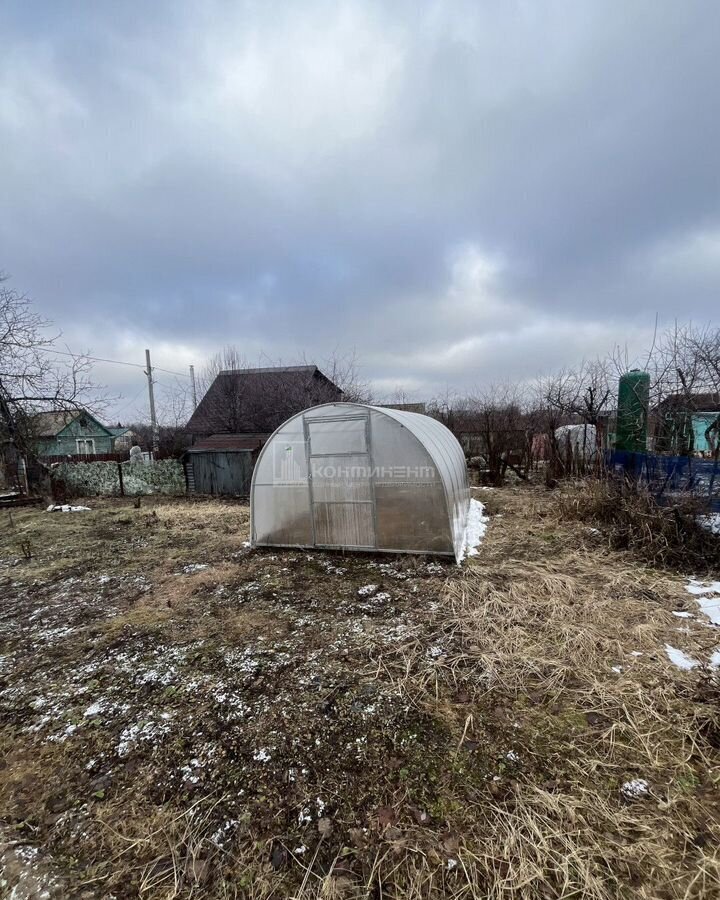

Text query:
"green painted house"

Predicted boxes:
[[31, 410, 133, 457]]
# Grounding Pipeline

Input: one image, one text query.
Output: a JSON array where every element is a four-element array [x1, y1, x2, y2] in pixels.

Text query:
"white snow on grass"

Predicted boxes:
[[621, 779, 649, 800], [695, 595, 720, 626], [685, 579, 720, 597], [664, 644, 700, 670], [178, 563, 209, 575], [458, 499, 489, 563], [711, 649, 720, 668], [672, 611, 694, 618], [298, 807, 312, 826], [357, 584, 378, 596], [47, 504, 91, 512], [698, 513, 720, 535], [685, 580, 720, 624]]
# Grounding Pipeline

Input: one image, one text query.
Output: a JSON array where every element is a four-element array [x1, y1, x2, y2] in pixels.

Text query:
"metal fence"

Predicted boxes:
[[607, 450, 720, 512]]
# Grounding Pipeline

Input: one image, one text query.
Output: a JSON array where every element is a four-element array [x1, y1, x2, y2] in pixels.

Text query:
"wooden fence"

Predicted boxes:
[[40, 451, 177, 464]]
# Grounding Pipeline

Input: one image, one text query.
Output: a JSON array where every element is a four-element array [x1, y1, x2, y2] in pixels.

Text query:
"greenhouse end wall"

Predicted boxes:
[[250, 403, 470, 559]]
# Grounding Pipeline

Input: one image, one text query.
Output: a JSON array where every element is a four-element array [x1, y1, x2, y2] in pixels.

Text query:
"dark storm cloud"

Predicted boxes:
[[1, 0, 719, 416]]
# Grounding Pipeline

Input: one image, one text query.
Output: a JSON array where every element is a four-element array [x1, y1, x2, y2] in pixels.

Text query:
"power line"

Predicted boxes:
[[113, 385, 147, 418], [34, 345, 191, 378]]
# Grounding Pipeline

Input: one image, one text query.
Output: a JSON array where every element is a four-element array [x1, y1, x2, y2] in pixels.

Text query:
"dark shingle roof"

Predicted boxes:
[[188, 434, 265, 451], [659, 392, 720, 412], [185, 365, 343, 436], [380, 402, 427, 414]]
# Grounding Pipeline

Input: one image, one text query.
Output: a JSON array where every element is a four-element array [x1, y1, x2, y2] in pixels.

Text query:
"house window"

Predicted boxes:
[[76, 438, 95, 455]]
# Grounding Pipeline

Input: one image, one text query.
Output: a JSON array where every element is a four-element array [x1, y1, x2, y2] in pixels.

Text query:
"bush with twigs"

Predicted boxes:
[[556, 478, 720, 572]]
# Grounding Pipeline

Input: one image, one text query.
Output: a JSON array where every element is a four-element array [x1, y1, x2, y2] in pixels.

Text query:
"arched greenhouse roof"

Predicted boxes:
[[250, 402, 470, 560]]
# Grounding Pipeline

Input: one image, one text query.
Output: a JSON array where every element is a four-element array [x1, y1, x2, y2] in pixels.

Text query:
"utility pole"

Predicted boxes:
[[145, 348, 159, 455], [189, 364, 198, 410]]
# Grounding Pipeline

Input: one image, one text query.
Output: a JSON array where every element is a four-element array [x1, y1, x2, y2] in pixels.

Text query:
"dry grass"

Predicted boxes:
[[363, 488, 720, 899], [1, 489, 719, 898], [555, 479, 720, 572]]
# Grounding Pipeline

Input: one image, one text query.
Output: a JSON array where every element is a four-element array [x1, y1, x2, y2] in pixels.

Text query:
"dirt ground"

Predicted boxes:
[[1, 487, 719, 899]]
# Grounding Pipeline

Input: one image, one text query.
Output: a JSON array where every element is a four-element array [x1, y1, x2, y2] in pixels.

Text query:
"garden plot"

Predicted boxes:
[[1, 489, 719, 899]]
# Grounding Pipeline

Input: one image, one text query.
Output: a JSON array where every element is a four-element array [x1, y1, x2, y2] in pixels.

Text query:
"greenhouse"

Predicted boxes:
[[250, 402, 470, 559]]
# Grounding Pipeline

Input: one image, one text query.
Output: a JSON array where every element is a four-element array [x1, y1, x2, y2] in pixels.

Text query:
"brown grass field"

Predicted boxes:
[[1, 485, 719, 899]]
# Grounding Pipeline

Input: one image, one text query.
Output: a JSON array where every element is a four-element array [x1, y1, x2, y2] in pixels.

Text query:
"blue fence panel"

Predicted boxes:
[[606, 451, 720, 512]]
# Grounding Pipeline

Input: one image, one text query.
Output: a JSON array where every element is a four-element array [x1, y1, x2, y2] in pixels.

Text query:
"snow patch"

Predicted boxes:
[[47, 504, 91, 512], [621, 779, 649, 800], [698, 514, 720, 536], [664, 645, 700, 670], [298, 807, 312, 826], [178, 564, 209, 575], [685, 580, 720, 625], [458, 499, 489, 563]]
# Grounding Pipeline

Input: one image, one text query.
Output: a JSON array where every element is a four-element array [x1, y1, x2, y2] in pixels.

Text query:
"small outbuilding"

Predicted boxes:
[[250, 403, 470, 559], [184, 435, 263, 497]]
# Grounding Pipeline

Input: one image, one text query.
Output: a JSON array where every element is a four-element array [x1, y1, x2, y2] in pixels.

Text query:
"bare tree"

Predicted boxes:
[[642, 323, 720, 454], [690, 326, 720, 454], [426, 387, 468, 435], [0, 275, 103, 483], [544, 359, 613, 427], [316, 349, 373, 403], [463, 384, 533, 485]]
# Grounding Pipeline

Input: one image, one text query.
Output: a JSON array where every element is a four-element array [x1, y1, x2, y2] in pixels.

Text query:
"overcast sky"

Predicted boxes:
[[2, 1, 719, 422]]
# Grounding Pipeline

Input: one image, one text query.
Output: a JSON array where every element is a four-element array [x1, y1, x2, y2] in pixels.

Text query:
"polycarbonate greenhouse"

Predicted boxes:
[[250, 402, 470, 559]]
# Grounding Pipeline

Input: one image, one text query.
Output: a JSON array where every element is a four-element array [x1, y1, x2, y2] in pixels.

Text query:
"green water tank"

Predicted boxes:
[[616, 370, 650, 452]]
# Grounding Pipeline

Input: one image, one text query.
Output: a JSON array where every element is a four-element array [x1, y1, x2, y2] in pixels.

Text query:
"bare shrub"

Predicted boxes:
[[556, 479, 720, 572]]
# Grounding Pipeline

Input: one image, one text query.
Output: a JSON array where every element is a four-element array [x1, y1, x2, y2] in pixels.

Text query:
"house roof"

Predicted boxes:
[[30, 411, 79, 437], [380, 402, 427, 414], [186, 365, 343, 436], [30, 409, 115, 438], [659, 392, 720, 412], [187, 434, 265, 452]]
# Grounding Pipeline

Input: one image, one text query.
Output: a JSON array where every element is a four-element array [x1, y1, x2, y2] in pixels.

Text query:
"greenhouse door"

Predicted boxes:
[[305, 413, 377, 550]]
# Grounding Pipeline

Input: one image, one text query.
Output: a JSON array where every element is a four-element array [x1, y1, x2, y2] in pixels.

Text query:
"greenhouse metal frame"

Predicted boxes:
[[250, 402, 470, 559]]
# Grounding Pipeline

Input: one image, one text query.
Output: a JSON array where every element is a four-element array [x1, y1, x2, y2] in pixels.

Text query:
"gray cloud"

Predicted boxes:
[[1, 0, 719, 419]]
